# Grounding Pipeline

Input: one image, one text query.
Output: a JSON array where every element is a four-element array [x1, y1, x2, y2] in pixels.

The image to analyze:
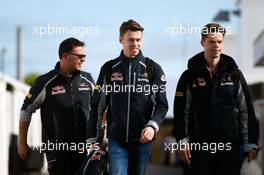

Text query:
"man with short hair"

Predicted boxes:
[[93, 19, 168, 175], [173, 23, 259, 175], [18, 37, 95, 174]]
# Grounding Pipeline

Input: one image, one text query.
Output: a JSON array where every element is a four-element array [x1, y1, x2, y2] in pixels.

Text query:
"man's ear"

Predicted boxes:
[[62, 53, 69, 61], [201, 39, 204, 47], [119, 36, 122, 44]]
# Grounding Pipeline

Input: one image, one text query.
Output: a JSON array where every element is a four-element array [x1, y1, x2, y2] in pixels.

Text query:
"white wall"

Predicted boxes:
[[0, 74, 44, 174], [0, 79, 8, 175], [223, 33, 239, 63], [237, 0, 264, 84]]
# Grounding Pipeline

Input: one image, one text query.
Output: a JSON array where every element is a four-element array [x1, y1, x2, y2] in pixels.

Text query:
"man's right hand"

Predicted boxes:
[[18, 142, 30, 160], [178, 147, 191, 165], [18, 120, 31, 160]]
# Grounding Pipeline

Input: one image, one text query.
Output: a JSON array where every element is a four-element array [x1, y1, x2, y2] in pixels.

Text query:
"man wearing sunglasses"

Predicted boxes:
[[18, 37, 95, 174]]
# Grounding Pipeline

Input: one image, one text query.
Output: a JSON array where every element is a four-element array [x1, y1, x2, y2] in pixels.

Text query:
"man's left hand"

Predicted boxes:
[[247, 149, 257, 161], [140, 126, 155, 144]]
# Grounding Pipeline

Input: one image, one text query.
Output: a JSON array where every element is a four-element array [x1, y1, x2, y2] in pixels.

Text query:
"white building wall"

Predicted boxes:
[[254, 31, 264, 65], [237, 0, 264, 84], [0, 73, 44, 174], [0, 79, 8, 175], [223, 33, 239, 63]]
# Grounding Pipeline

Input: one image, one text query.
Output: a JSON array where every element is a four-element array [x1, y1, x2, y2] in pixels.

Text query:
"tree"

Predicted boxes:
[[24, 73, 39, 86]]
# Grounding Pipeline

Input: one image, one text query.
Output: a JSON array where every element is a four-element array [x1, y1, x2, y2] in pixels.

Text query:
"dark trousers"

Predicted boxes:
[[46, 151, 85, 175], [189, 149, 242, 175]]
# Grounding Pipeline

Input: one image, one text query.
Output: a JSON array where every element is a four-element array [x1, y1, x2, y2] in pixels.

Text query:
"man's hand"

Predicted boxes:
[[18, 142, 30, 160], [18, 120, 31, 160], [247, 149, 257, 161], [140, 126, 155, 144], [178, 147, 191, 165]]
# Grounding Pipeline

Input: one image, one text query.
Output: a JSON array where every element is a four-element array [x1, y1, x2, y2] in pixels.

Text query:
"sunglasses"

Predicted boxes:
[[66, 52, 86, 60]]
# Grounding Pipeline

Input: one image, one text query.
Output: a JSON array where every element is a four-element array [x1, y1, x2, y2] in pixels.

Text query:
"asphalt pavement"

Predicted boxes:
[[146, 164, 183, 175]]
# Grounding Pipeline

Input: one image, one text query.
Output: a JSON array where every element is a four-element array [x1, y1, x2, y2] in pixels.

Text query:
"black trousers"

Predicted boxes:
[[189, 149, 242, 175], [46, 151, 85, 175]]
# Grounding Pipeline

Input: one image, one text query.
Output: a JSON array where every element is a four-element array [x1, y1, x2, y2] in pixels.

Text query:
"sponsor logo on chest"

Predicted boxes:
[[220, 76, 234, 86], [192, 77, 206, 88], [78, 82, 91, 91], [51, 85, 66, 95], [137, 73, 149, 83], [111, 72, 123, 81]]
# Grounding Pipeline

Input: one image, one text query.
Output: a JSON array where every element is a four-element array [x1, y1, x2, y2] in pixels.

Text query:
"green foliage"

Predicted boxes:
[[24, 73, 39, 86]]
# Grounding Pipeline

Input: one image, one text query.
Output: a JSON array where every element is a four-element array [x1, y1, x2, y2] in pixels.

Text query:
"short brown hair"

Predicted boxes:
[[201, 23, 226, 39], [58, 37, 85, 59], [119, 19, 144, 37]]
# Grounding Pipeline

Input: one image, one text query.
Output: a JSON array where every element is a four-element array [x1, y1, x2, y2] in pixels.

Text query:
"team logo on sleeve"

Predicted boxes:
[[26, 93, 32, 99], [175, 91, 184, 97], [161, 75, 166, 82], [51, 85, 66, 95]]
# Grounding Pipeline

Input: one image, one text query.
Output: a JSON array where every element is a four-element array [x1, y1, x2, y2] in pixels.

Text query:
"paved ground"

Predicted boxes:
[[19, 164, 184, 175], [146, 165, 183, 175]]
